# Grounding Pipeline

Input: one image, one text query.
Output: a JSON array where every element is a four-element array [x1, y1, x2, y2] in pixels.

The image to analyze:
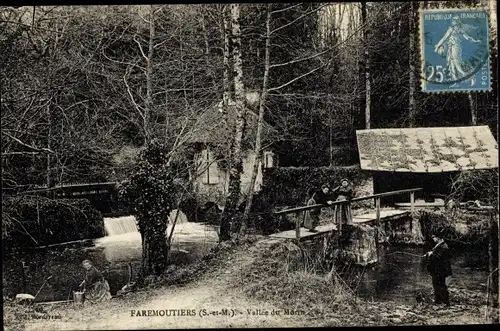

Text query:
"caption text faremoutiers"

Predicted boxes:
[[130, 308, 306, 318]]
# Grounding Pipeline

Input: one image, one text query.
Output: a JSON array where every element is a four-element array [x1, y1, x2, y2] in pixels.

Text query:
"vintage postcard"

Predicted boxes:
[[420, 7, 492, 93], [2, 2, 498, 331]]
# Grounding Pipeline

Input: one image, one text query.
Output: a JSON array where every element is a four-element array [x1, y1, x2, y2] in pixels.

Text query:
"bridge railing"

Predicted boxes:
[[10, 182, 118, 196], [273, 187, 423, 239]]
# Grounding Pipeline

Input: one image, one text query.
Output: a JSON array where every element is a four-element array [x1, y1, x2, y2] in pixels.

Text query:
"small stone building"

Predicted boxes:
[[186, 99, 277, 207]]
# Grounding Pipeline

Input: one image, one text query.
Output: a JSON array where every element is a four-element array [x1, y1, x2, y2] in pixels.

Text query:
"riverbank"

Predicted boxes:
[[2, 220, 219, 302], [3, 238, 489, 330]]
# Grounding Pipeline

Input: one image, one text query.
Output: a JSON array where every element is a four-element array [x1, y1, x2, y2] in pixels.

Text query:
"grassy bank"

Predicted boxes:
[[3, 237, 489, 330], [223, 238, 488, 326]]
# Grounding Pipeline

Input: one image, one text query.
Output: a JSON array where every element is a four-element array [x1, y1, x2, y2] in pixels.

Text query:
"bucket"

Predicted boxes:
[[73, 291, 85, 305]]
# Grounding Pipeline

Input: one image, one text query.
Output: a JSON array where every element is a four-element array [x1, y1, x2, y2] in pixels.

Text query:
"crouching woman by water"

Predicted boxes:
[[79, 260, 112, 304]]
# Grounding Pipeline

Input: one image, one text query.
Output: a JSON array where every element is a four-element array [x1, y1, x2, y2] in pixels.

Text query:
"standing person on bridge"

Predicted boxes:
[[332, 178, 353, 228], [424, 233, 452, 306], [303, 183, 335, 233]]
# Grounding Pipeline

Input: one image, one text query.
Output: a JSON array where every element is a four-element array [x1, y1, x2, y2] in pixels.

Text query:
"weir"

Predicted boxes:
[[104, 216, 138, 236], [103, 210, 188, 236]]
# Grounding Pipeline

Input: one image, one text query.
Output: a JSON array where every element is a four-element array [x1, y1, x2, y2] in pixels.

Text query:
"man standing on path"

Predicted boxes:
[[424, 233, 452, 306]]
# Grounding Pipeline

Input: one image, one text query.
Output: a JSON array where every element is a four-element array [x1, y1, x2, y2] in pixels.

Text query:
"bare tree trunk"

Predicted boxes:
[[361, 2, 371, 129], [219, 4, 246, 242], [222, 4, 231, 113], [144, 5, 155, 144], [468, 93, 477, 125], [139, 226, 168, 278], [137, 7, 170, 280], [329, 104, 333, 166], [46, 103, 51, 189], [408, 1, 416, 128], [488, 213, 499, 322], [241, 4, 271, 235], [201, 13, 210, 61]]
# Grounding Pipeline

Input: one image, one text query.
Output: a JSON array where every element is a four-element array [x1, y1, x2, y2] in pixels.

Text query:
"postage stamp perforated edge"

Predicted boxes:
[[418, 6, 493, 94]]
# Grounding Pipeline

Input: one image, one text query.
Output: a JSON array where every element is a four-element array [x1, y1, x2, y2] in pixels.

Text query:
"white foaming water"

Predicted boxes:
[[95, 213, 218, 262], [104, 216, 138, 236], [103, 210, 188, 236]]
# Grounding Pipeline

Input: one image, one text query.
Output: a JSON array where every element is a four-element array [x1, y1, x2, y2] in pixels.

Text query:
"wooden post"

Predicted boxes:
[[338, 202, 343, 234], [375, 197, 381, 262], [21, 260, 27, 293], [375, 197, 381, 241], [296, 214, 301, 240], [410, 191, 415, 217], [375, 197, 381, 223], [410, 191, 415, 233]]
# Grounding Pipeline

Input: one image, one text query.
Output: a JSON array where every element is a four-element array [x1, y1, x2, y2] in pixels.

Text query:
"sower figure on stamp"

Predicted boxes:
[[434, 15, 482, 87], [303, 183, 335, 233], [424, 233, 452, 306], [332, 179, 353, 229]]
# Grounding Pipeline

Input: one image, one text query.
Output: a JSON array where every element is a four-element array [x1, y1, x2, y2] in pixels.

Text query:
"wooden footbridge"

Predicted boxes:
[[269, 188, 423, 241]]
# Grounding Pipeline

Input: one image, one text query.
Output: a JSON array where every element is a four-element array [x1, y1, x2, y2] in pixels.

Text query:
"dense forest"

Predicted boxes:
[[1, 1, 498, 271], [1, 2, 496, 191], [1, 6, 499, 326]]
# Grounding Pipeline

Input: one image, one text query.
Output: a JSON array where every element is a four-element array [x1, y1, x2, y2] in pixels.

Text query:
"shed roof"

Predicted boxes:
[[356, 126, 498, 173]]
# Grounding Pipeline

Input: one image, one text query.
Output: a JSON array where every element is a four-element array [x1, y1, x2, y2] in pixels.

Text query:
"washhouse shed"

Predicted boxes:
[[186, 100, 278, 206], [356, 126, 499, 204]]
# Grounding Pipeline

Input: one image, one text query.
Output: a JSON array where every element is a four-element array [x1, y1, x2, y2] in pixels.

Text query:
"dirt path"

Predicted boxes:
[[21, 242, 303, 330], [30, 282, 299, 330], [15, 239, 488, 330]]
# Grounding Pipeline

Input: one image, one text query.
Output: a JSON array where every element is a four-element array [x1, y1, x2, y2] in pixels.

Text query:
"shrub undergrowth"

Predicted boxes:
[[2, 195, 104, 253], [233, 240, 357, 317]]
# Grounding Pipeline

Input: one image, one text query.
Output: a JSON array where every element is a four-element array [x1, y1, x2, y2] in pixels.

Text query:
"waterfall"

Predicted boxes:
[[103, 210, 188, 236], [104, 216, 138, 236]]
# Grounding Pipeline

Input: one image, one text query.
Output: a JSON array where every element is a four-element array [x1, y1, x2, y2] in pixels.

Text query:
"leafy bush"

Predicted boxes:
[[449, 169, 498, 209], [118, 139, 176, 276], [234, 240, 356, 318], [418, 210, 492, 246], [2, 195, 104, 253]]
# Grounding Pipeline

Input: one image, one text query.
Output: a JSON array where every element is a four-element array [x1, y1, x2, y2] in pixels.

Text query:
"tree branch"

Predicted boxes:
[[100, 49, 146, 72], [138, 12, 150, 25], [270, 3, 303, 15], [270, 47, 333, 69], [123, 65, 145, 120], [270, 4, 327, 35], [268, 65, 323, 92], [2, 131, 55, 154], [133, 35, 149, 62]]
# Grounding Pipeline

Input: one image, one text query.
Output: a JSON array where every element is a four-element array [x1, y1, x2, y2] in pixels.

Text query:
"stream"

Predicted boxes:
[[353, 244, 489, 305], [3, 217, 489, 305], [3, 215, 218, 302]]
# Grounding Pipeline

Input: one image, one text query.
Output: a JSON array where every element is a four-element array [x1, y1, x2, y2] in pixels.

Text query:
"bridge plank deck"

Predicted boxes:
[[352, 209, 409, 224], [268, 223, 337, 240], [268, 208, 409, 240]]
